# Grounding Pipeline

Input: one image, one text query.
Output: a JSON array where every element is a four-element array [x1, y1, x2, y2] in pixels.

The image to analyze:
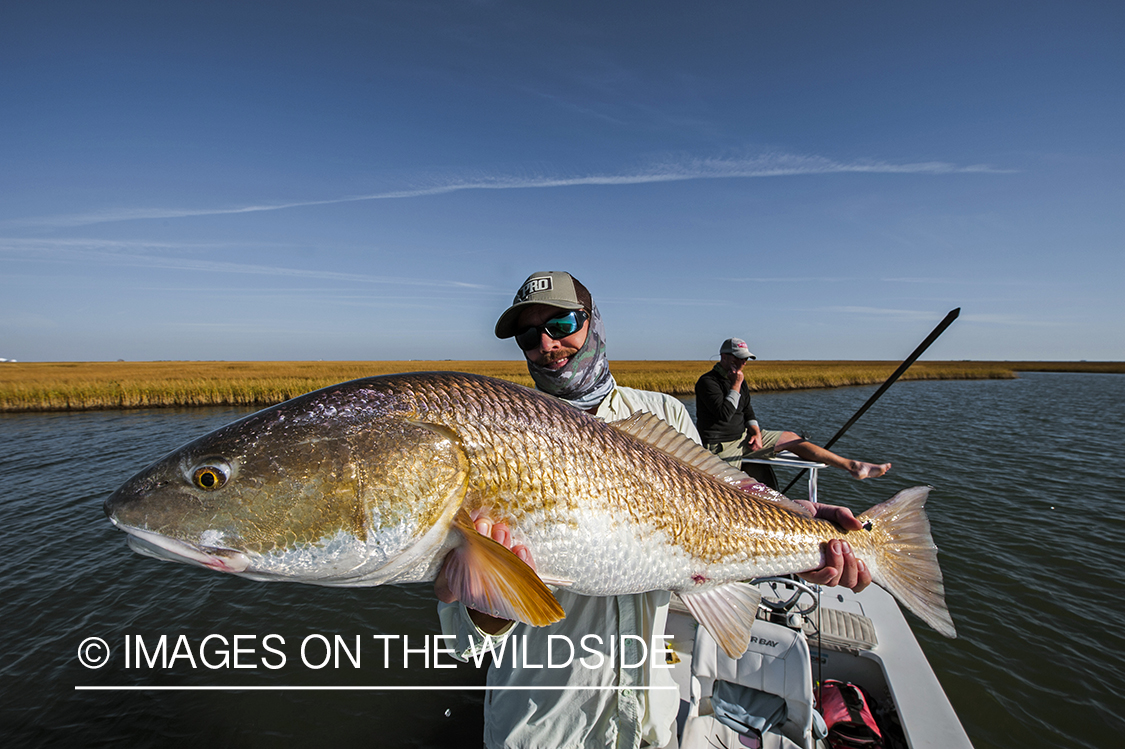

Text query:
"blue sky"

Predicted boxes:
[[2, 1, 1121, 362]]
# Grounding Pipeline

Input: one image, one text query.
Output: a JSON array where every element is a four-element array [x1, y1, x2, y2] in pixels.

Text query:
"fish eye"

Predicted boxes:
[[191, 462, 230, 491]]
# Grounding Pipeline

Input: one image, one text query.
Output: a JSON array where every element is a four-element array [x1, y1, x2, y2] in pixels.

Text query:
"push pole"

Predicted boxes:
[[779, 308, 961, 496]]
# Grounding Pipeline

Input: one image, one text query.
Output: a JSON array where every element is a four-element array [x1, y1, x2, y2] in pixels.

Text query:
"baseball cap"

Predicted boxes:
[[495, 271, 588, 339], [720, 338, 756, 360]]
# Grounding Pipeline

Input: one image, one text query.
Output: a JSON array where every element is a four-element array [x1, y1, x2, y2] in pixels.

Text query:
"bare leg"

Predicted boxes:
[[777, 431, 891, 480]]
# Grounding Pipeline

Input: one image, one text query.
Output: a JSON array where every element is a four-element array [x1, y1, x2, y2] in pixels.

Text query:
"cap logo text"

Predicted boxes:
[[516, 276, 553, 302]]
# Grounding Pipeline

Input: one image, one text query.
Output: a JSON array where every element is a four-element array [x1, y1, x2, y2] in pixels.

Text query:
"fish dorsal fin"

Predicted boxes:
[[678, 583, 763, 658], [735, 479, 814, 517], [612, 412, 747, 479], [609, 412, 812, 517], [444, 510, 565, 627]]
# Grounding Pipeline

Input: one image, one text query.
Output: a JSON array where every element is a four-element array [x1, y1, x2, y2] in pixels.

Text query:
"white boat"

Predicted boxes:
[[664, 457, 973, 749]]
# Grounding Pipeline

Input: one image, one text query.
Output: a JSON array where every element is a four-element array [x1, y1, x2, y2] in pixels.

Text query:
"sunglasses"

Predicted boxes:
[[514, 309, 589, 350]]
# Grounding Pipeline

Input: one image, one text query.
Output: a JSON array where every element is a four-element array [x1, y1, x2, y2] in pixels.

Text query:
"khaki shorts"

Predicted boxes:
[[705, 429, 784, 467]]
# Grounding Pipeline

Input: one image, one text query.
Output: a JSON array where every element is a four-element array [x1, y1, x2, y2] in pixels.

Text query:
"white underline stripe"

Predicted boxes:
[[75, 685, 678, 691]]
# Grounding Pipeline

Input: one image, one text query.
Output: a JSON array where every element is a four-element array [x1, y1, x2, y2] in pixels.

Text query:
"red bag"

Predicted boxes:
[[818, 680, 884, 749]]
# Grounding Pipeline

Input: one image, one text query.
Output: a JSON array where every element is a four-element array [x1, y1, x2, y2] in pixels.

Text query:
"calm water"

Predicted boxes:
[[2, 373, 1123, 748]]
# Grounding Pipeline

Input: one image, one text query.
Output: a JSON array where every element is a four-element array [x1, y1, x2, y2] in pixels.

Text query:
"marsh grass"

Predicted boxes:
[[1, 360, 1118, 412]]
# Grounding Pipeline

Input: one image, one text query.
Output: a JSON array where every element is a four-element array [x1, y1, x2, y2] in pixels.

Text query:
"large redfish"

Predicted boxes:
[[104, 372, 955, 656]]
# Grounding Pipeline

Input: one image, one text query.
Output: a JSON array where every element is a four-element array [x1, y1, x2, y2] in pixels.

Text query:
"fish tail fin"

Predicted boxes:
[[860, 486, 957, 638]]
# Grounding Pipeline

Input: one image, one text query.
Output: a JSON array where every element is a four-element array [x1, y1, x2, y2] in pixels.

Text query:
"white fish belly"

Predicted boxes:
[[512, 507, 826, 596]]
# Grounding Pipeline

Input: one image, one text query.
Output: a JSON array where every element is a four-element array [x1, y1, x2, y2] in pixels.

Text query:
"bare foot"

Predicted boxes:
[[849, 461, 891, 480]]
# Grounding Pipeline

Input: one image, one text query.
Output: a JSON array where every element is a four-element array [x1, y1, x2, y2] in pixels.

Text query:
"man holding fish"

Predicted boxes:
[[104, 268, 953, 747], [436, 271, 872, 749]]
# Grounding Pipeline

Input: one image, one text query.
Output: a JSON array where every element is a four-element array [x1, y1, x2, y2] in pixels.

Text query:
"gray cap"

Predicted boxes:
[[720, 338, 756, 360], [495, 271, 587, 339]]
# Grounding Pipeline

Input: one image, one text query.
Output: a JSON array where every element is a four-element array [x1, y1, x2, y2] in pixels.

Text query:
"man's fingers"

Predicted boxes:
[[797, 537, 872, 593], [470, 518, 533, 569], [835, 508, 864, 532], [514, 545, 536, 571], [806, 539, 845, 586], [853, 560, 872, 593], [798, 567, 840, 586], [837, 542, 859, 589], [491, 522, 511, 547], [473, 518, 513, 548], [811, 503, 864, 532]]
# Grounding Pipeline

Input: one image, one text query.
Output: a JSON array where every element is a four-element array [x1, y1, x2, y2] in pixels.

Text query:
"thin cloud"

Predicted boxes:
[[0, 238, 489, 290], [725, 276, 859, 284], [822, 306, 952, 321], [960, 312, 1064, 326], [15, 152, 1012, 228], [823, 306, 1058, 327], [724, 275, 1045, 287], [598, 295, 733, 308], [881, 276, 1047, 287]]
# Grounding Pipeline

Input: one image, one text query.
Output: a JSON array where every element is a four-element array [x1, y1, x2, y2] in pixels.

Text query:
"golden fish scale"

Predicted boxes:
[[396, 373, 848, 565]]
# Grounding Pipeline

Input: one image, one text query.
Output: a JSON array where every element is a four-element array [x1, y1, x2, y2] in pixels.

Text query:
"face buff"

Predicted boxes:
[[526, 302, 617, 411]]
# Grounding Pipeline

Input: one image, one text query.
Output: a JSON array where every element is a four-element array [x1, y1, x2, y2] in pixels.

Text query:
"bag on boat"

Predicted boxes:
[[818, 680, 884, 749]]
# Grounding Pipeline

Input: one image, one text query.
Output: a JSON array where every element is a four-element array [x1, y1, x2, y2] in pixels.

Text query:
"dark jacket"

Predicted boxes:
[[694, 364, 757, 444]]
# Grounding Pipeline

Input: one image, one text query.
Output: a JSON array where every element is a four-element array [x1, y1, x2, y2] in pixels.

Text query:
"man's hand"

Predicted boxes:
[[793, 501, 872, 593], [745, 429, 764, 453], [730, 367, 745, 391], [434, 512, 536, 634]]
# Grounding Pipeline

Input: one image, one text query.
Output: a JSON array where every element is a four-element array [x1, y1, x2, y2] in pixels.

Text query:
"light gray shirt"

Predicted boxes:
[[438, 386, 699, 748]]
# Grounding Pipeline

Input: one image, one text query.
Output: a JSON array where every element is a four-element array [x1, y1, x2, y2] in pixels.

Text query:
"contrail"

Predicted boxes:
[[15, 152, 1010, 228]]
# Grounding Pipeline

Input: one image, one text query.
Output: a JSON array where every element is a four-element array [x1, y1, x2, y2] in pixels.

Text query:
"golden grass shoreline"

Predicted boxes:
[[1, 360, 1121, 413]]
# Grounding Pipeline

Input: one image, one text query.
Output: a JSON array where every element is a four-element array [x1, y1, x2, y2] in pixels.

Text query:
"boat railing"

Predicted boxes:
[[741, 453, 827, 503]]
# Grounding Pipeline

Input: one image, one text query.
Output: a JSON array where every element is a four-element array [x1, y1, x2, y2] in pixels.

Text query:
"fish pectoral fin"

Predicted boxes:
[[445, 511, 565, 627], [678, 583, 763, 659]]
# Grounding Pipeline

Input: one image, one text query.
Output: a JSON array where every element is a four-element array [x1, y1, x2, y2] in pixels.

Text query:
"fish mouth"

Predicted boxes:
[[110, 518, 251, 574]]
